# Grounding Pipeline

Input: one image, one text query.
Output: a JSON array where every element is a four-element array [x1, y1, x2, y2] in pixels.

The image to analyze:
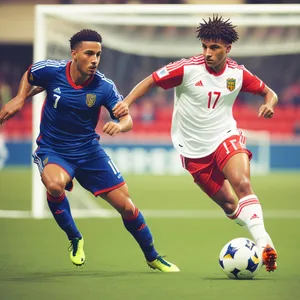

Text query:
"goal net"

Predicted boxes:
[[31, 4, 299, 218]]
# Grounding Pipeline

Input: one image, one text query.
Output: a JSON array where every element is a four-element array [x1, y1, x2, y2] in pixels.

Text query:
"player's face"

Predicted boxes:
[[72, 41, 102, 76], [201, 40, 231, 73]]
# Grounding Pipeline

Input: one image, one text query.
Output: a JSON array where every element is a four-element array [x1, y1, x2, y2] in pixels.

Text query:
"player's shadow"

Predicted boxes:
[[203, 276, 270, 281], [3, 270, 163, 282]]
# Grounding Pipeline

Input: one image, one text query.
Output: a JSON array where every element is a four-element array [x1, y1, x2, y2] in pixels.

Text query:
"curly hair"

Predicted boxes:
[[196, 15, 239, 44], [69, 29, 102, 50]]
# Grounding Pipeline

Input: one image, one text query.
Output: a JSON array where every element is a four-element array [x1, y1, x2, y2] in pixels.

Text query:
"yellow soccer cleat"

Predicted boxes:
[[69, 237, 85, 266], [147, 255, 180, 272]]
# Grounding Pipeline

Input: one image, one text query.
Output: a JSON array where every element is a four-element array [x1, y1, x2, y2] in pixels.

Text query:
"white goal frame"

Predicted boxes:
[[30, 4, 300, 219]]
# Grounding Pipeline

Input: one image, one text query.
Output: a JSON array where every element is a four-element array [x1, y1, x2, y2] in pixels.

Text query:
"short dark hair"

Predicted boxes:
[[196, 15, 238, 44], [69, 29, 102, 50]]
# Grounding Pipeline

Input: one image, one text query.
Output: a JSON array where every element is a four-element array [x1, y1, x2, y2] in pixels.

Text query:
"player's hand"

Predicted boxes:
[[102, 121, 123, 137], [113, 102, 129, 118], [0, 97, 25, 125], [258, 104, 274, 118]]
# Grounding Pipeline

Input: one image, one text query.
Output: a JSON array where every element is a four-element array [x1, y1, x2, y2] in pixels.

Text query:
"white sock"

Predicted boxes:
[[227, 194, 275, 252]]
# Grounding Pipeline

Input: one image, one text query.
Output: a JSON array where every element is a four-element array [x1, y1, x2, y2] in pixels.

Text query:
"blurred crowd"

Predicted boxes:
[[1, 45, 300, 139], [3, 0, 300, 5], [1, 0, 186, 4], [69, 0, 184, 4], [1, 0, 300, 137], [1, 44, 300, 124]]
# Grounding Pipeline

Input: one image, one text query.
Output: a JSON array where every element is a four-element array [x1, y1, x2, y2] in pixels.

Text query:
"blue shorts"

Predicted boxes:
[[32, 145, 125, 196]]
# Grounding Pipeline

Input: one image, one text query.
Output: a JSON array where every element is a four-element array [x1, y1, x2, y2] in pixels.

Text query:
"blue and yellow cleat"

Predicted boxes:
[[147, 255, 180, 272], [69, 237, 85, 266]]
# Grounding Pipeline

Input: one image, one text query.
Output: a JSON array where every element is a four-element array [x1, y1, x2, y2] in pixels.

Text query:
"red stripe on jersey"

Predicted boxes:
[[227, 58, 239, 66], [153, 55, 205, 90], [167, 59, 205, 72], [167, 55, 205, 71], [226, 58, 244, 71]]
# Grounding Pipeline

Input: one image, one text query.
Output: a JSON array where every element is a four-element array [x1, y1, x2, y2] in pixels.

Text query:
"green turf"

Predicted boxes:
[[0, 168, 300, 300]]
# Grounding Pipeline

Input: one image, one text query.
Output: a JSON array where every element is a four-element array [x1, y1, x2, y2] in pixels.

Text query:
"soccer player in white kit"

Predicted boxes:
[[113, 15, 278, 272]]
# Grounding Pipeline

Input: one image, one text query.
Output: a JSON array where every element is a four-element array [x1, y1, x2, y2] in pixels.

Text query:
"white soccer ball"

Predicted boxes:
[[219, 237, 263, 279]]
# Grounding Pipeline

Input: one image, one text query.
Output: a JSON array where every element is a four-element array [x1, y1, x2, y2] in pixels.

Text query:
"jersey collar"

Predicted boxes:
[[66, 61, 94, 89], [204, 60, 227, 76]]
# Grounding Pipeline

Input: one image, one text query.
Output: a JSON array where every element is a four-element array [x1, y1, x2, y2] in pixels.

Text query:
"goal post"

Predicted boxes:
[[32, 8, 47, 219], [34, 4, 300, 58], [31, 4, 300, 218]]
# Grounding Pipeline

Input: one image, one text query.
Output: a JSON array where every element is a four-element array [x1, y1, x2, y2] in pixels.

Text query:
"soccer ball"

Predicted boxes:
[[219, 237, 263, 279]]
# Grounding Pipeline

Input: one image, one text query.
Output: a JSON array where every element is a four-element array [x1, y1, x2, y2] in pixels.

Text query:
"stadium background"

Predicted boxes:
[[0, 1, 300, 300]]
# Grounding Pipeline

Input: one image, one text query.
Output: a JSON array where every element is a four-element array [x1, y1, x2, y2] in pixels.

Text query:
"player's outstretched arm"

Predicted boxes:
[[0, 71, 34, 125], [257, 85, 278, 118], [103, 114, 133, 137], [113, 75, 156, 118]]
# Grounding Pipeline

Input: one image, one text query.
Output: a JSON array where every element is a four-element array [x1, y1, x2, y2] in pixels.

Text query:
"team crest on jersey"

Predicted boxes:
[[86, 94, 96, 107], [226, 78, 236, 92]]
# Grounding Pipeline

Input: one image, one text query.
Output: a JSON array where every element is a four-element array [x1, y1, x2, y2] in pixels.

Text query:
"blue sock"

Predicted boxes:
[[47, 192, 82, 240], [122, 208, 158, 262]]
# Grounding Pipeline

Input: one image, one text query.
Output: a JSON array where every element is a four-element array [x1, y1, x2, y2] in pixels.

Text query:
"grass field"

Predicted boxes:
[[1, 168, 300, 300]]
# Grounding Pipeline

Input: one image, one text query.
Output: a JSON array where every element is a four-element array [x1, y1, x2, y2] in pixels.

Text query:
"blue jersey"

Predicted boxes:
[[28, 60, 123, 157]]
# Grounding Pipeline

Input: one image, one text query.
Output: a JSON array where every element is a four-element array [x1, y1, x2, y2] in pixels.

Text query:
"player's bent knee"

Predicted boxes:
[[47, 181, 65, 198], [232, 179, 252, 196], [222, 202, 237, 215], [119, 200, 136, 218]]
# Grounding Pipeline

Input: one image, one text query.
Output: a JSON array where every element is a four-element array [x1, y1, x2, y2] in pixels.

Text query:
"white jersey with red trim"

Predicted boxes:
[[152, 55, 265, 158]]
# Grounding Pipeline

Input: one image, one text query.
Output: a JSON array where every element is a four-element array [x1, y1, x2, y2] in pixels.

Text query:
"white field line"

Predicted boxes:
[[0, 210, 32, 218], [1, 209, 300, 219]]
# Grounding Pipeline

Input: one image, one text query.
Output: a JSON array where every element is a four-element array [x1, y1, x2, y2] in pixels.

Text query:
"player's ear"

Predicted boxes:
[[71, 49, 77, 60], [226, 45, 232, 53]]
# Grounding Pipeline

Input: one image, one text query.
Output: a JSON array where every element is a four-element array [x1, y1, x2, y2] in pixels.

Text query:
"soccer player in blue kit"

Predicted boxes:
[[0, 29, 179, 272]]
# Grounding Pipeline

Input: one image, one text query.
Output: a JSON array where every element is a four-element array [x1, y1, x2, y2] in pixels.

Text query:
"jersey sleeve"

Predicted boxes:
[[27, 60, 58, 88], [104, 83, 124, 120], [241, 67, 265, 94], [152, 60, 184, 90]]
